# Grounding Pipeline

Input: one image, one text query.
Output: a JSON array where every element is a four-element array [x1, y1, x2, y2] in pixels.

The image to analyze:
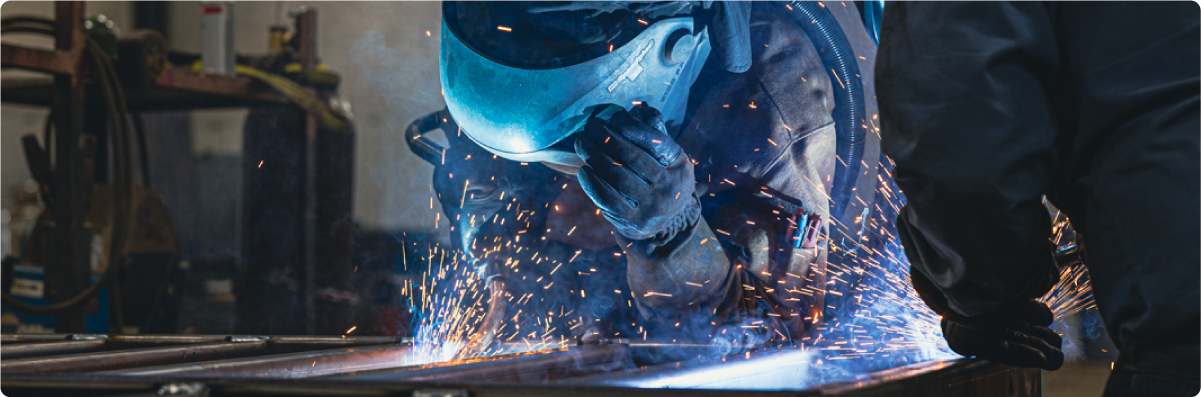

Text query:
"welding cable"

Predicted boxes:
[[781, 1, 867, 221], [0, 18, 134, 317], [233, 64, 352, 133], [96, 36, 135, 330]]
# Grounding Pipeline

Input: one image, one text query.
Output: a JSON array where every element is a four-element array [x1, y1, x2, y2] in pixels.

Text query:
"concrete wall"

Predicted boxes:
[[1, 1, 446, 232], [170, 1, 447, 231]]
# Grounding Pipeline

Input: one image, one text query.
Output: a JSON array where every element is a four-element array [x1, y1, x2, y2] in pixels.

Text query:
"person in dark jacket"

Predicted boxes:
[[876, 2, 1199, 396], [430, 1, 882, 350]]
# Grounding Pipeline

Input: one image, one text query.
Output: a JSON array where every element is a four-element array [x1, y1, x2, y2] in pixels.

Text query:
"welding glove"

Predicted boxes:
[[909, 267, 1065, 370], [575, 105, 701, 250]]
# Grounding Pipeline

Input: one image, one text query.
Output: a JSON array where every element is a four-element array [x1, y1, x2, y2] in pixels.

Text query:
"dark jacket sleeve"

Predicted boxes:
[[876, 2, 1059, 317]]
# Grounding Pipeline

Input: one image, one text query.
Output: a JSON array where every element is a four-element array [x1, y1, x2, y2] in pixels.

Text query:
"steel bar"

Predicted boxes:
[[49, 0, 91, 334], [266, 336, 403, 354], [98, 343, 415, 379], [0, 334, 73, 344], [107, 335, 230, 350], [2, 341, 268, 374], [0, 340, 107, 359], [330, 344, 629, 383]]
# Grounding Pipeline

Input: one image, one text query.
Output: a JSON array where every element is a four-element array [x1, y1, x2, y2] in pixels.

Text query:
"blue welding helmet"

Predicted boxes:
[[439, 3, 711, 167]]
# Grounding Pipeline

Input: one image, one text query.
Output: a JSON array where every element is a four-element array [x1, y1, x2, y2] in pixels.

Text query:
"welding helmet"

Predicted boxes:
[[439, 2, 711, 167]]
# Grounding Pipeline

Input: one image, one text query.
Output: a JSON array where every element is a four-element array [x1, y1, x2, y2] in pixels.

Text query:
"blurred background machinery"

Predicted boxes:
[[0, 1, 423, 338]]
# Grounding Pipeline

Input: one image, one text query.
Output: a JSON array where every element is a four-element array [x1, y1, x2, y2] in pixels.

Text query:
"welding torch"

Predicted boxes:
[[407, 110, 511, 359]]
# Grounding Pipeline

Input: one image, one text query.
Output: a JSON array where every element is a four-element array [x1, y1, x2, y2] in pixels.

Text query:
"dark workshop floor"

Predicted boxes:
[[1044, 361, 1113, 397]]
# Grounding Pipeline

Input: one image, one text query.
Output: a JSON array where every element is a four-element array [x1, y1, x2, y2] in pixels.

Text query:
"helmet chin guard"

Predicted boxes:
[[440, 16, 711, 164]]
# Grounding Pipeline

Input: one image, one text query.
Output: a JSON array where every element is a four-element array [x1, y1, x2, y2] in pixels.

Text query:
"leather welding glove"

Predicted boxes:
[[896, 205, 1064, 370], [909, 266, 1065, 370], [574, 105, 701, 248]]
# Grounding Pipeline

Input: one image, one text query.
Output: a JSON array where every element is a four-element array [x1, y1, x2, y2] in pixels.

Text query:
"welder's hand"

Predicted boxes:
[[940, 299, 1065, 371], [575, 105, 700, 243], [909, 262, 1064, 370]]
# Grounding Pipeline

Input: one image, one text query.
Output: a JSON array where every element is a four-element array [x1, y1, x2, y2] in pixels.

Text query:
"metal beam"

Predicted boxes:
[[98, 343, 415, 378], [48, 0, 92, 333], [0, 340, 107, 360], [331, 345, 630, 383], [0, 44, 82, 75], [2, 342, 269, 374]]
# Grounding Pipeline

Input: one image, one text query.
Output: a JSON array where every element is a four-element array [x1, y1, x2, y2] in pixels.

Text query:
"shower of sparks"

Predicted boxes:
[[400, 120, 1098, 386]]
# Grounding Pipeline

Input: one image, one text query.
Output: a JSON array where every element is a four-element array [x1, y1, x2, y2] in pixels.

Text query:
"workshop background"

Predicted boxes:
[[2, 1, 446, 338], [0, 2, 1114, 396]]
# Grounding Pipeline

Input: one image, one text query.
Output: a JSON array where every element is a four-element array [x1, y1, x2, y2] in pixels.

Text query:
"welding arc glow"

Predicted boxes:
[[403, 146, 1098, 386], [603, 349, 818, 389]]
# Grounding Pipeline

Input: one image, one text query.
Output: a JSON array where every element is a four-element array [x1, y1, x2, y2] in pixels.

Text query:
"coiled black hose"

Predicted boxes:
[[781, 1, 867, 220], [0, 18, 133, 319]]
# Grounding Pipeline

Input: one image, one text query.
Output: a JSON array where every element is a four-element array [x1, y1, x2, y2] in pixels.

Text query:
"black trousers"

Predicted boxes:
[[1103, 343, 1200, 397]]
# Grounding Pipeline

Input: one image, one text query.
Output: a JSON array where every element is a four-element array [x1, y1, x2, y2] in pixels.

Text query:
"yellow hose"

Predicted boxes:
[[234, 64, 352, 133]]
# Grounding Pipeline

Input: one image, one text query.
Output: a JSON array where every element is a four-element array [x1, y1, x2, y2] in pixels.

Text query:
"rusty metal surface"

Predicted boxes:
[[0, 43, 82, 75], [97, 343, 416, 379], [1, 69, 293, 111], [1, 340, 107, 359], [2, 342, 269, 374]]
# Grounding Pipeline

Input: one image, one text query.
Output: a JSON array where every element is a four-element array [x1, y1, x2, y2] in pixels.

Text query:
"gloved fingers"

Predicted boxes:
[[577, 165, 638, 212], [575, 135, 652, 193], [629, 103, 667, 133], [578, 124, 663, 184], [608, 108, 682, 166], [943, 318, 1066, 371], [1017, 300, 1055, 327], [1018, 323, 1063, 348], [1001, 328, 1065, 370], [992, 339, 1063, 370]]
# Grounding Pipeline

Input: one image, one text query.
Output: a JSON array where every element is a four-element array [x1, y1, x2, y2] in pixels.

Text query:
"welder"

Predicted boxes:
[[425, 1, 881, 349], [876, 2, 1199, 396]]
